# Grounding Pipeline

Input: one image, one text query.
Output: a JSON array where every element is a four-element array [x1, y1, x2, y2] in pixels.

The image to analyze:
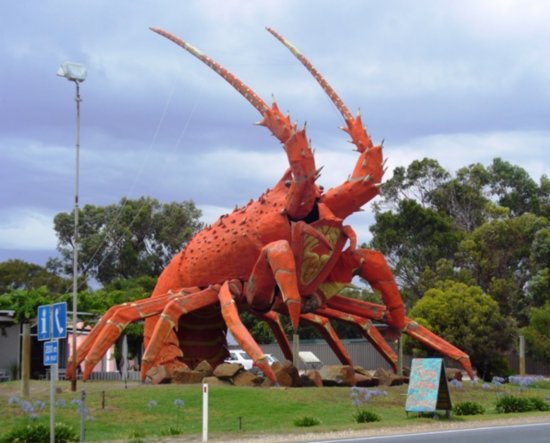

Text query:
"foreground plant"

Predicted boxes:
[[293, 416, 320, 427], [0, 423, 77, 443]]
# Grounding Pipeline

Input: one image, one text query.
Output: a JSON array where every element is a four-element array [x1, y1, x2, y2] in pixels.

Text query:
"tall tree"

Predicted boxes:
[[488, 158, 545, 216], [457, 213, 550, 324], [522, 303, 550, 364], [0, 259, 70, 295], [53, 197, 203, 286], [408, 280, 516, 380], [370, 199, 463, 302]]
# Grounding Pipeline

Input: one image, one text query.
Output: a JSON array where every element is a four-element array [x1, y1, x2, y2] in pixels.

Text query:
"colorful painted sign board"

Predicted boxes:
[[405, 358, 452, 414]]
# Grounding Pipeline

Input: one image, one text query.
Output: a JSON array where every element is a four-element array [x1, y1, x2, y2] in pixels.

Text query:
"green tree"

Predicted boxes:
[[522, 303, 550, 363], [370, 199, 463, 301], [0, 259, 70, 295], [457, 213, 549, 323], [374, 158, 450, 212], [429, 163, 492, 232], [53, 197, 203, 285], [408, 280, 516, 380], [488, 158, 545, 216], [0, 287, 52, 322]]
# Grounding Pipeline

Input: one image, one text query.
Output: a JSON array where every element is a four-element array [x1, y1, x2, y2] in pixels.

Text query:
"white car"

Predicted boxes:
[[225, 349, 254, 370], [225, 350, 279, 371]]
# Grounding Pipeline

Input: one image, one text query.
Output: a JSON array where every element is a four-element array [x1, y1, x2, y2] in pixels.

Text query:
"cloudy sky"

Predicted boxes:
[[1, 0, 549, 267]]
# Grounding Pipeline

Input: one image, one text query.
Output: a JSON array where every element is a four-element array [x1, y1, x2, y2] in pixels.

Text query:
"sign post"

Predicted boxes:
[[38, 302, 67, 443], [405, 358, 452, 417], [202, 383, 208, 442]]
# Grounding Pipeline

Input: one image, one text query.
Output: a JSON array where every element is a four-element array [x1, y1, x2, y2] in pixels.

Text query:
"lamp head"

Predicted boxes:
[[57, 62, 87, 82]]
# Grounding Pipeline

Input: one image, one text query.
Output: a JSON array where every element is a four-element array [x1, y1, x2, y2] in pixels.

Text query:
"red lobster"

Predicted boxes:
[[68, 27, 474, 383]]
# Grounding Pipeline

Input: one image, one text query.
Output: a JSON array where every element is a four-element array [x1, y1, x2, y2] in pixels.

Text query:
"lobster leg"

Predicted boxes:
[[67, 292, 179, 380], [218, 281, 277, 383], [246, 240, 302, 332], [327, 247, 474, 378], [140, 286, 221, 380], [300, 313, 353, 366], [402, 320, 475, 378], [316, 307, 398, 371], [255, 311, 293, 362], [150, 27, 319, 220]]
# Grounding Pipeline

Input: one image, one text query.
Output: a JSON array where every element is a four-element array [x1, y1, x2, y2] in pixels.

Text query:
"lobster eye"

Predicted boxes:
[[284, 180, 292, 187]]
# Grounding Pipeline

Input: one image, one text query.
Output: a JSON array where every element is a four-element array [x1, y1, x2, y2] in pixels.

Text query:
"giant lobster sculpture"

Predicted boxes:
[[67, 27, 474, 384]]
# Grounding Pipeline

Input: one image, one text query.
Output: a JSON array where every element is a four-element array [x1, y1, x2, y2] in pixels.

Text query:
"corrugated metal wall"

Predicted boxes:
[[256, 339, 411, 371]]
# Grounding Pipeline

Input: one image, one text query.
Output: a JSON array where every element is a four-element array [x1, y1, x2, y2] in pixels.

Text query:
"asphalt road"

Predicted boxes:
[[309, 422, 550, 443]]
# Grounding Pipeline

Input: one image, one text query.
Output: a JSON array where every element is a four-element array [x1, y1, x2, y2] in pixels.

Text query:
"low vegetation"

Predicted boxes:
[[0, 378, 548, 442]]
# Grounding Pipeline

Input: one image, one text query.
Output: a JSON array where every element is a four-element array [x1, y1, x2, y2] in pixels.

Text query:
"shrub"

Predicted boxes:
[[293, 416, 320, 427], [496, 395, 549, 413], [160, 426, 183, 436], [526, 397, 550, 412], [353, 409, 381, 423], [0, 423, 78, 443], [453, 401, 485, 416], [127, 430, 146, 443]]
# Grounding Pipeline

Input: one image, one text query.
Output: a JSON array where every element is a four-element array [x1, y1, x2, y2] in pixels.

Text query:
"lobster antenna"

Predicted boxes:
[[151, 27, 269, 115], [266, 27, 353, 121]]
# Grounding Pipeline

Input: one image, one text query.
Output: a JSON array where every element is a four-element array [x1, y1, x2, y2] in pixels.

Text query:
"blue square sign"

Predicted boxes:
[[44, 341, 58, 366], [37, 305, 51, 341], [52, 302, 67, 339]]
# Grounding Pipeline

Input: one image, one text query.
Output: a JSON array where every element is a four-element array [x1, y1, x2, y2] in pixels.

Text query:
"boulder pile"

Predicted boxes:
[[166, 361, 409, 387]]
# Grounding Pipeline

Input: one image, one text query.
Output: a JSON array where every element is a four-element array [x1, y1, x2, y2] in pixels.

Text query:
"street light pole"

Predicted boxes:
[[70, 80, 81, 392], [57, 62, 86, 392]]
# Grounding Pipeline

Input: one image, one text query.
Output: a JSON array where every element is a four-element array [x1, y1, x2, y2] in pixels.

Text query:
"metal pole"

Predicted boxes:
[[292, 333, 300, 370], [397, 335, 403, 376], [519, 335, 526, 376], [50, 364, 57, 443], [80, 390, 86, 442], [71, 81, 81, 392]]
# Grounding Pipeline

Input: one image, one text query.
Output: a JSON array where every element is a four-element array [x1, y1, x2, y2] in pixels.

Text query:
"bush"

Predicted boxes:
[[496, 395, 549, 413], [453, 401, 485, 416], [160, 426, 182, 436], [293, 416, 320, 427], [353, 409, 381, 423], [0, 423, 78, 443], [526, 397, 550, 412], [127, 430, 146, 443]]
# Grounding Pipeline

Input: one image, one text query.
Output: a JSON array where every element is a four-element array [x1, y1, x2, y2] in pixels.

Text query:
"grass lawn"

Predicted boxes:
[[1, 378, 549, 442]]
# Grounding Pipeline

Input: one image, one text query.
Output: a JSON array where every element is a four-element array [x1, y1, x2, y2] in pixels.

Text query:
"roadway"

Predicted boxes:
[[309, 421, 550, 443]]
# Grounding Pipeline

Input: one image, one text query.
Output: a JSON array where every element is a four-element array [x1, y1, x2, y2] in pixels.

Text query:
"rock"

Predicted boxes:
[[213, 363, 243, 380], [261, 377, 277, 387], [303, 370, 323, 387], [446, 368, 463, 381], [355, 373, 379, 387], [233, 370, 264, 387], [373, 368, 408, 386], [320, 365, 356, 386], [195, 360, 214, 377], [272, 361, 301, 387], [354, 366, 373, 377], [202, 376, 232, 386], [145, 365, 171, 385], [172, 368, 204, 384]]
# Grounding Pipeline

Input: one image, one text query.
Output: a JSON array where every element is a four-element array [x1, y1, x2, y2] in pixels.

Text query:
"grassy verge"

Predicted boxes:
[[1, 379, 549, 442]]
